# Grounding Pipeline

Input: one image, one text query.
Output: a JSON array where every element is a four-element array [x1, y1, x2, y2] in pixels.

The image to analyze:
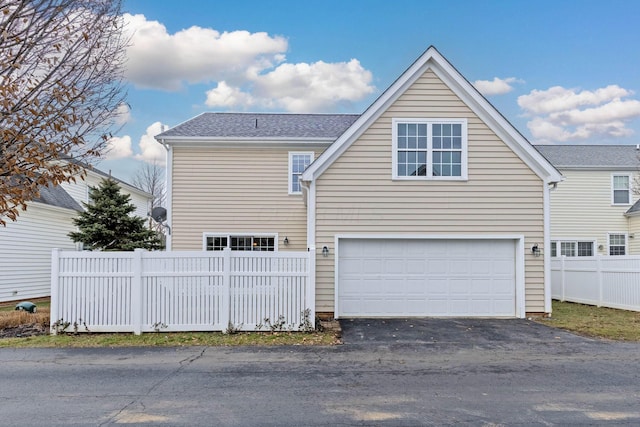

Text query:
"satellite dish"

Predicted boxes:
[[151, 206, 167, 223]]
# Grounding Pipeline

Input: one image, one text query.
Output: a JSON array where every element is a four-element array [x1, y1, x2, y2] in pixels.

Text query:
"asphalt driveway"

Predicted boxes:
[[338, 317, 590, 349], [2, 319, 640, 426]]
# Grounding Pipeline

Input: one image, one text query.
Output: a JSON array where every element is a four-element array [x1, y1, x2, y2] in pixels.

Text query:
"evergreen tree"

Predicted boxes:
[[69, 179, 163, 251]]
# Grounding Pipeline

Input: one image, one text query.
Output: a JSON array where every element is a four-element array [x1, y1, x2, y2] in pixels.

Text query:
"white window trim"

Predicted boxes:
[[392, 118, 468, 181], [202, 232, 279, 251], [611, 173, 632, 205], [607, 232, 628, 256], [289, 152, 314, 195], [550, 239, 596, 257]]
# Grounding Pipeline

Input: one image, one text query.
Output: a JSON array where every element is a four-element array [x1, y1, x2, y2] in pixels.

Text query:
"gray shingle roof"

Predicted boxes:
[[627, 198, 640, 215], [157, 112, 361, 140], [534, 144, 640, 168], [33, 184, 83, 211]]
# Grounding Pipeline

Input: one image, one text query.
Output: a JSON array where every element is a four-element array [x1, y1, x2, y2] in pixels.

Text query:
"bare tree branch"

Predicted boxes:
[[0, 0, 128, 225]]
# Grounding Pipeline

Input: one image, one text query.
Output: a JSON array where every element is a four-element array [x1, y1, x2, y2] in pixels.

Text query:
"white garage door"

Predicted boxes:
[[337, 238, 516, 317]]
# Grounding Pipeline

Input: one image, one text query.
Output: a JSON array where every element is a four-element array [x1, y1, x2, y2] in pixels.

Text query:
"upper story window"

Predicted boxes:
[[612, 174, 631, 205], [392, 119, 468, 180], [204, 234, 276, 251], [289, 152, 314, 194], [608, 233, 626, 256]]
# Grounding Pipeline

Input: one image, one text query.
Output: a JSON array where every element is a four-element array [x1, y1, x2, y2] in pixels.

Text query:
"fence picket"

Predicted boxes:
[[51, 249, 313, 333], [551, 255, 640, 312]]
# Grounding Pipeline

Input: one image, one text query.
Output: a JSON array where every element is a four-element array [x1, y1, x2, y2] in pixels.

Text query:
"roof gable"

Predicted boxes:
[[302, 46, 562, 183]]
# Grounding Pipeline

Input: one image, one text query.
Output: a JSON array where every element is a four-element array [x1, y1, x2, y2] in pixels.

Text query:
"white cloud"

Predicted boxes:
[[134, 122, 167, 165], [518, 85, 640, 143], [114, 103, 131, 126], [473, 77, 522, 96], [518, 85, 631, 115], [104, 135, 133, 160], [205, 81, 256, 108], [205, 59, 375, 113], [123, 14, 375, 112], [123, 13, 287, 91]]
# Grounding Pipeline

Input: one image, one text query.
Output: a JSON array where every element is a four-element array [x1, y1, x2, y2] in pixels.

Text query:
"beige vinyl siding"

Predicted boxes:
[[315, 69, 545, 313], [549, 170, 638, 255], [0, 203, 77, 303], [171, 146, 323, 251], [629, 216, 640, 254]]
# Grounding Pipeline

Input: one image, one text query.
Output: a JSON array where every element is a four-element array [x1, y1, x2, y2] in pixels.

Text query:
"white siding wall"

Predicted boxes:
[[314, 69, 546, 314], [549, 169, 638, 255], [0, 204, 77, 303]]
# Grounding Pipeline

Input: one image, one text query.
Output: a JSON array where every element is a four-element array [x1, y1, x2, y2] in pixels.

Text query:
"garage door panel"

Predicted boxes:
[[338, 238, 517, 318]]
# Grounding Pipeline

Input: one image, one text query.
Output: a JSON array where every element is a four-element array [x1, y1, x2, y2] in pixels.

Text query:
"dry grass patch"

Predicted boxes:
[[0, 307, 50, 329], [537, 300, 640, 341]]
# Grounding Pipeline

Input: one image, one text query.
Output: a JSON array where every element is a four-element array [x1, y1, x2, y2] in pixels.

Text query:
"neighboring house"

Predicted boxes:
[[535, 144, 640, 256], [0, 165, 152, 303], [156, 46, 562, 318]]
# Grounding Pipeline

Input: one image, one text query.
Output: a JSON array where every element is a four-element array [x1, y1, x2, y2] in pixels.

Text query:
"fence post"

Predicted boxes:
[[597, 255, 603, 307], [221, 248, 231, 330], [560, 256, 566, 302], [307, 249, 316, 329], [50, 248, 61, 335], [131, 249, 144, 335]]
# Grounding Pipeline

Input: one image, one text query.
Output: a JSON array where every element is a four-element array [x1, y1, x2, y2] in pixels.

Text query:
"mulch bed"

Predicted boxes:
[[0, 324, 49, 339]]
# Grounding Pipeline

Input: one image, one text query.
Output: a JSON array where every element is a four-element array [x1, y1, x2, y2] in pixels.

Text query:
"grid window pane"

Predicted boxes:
[[560, 242, 576, 257], [206, 236, 228, 251], [609, 234, 626, 255], [291, 154, 312, 193], [395, 121, 463, 179], [551, 242, 557, 257], [577, 242, 593, 256]]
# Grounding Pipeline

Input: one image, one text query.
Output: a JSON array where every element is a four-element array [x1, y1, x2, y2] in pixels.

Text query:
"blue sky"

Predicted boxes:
[[102, 0, 640, 183]]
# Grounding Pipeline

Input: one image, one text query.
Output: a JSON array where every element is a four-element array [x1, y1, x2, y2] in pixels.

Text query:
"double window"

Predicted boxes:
[[392, 119, 467, 180], [550, 240, 594, 257], [289, 152, 314, 194], [204, 234, 276, 251], [612, 174, 631, 205]]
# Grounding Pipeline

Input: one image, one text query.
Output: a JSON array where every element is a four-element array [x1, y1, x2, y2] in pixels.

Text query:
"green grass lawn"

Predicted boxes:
[[2, 299, 640, 347], [537, 300, 640, 341]]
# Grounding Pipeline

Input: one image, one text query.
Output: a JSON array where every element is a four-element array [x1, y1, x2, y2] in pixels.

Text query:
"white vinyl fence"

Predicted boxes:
[[50, 248, 315, 334], [550, 255, 640, 312]]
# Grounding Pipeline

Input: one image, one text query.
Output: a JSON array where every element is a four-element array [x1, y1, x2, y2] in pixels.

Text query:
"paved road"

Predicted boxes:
[[1, 319, 640, 426]]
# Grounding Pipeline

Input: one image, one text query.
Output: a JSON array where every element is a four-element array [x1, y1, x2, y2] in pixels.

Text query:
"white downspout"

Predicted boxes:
[[159, 139, 173, 251], [300, 180, 316, 251]]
